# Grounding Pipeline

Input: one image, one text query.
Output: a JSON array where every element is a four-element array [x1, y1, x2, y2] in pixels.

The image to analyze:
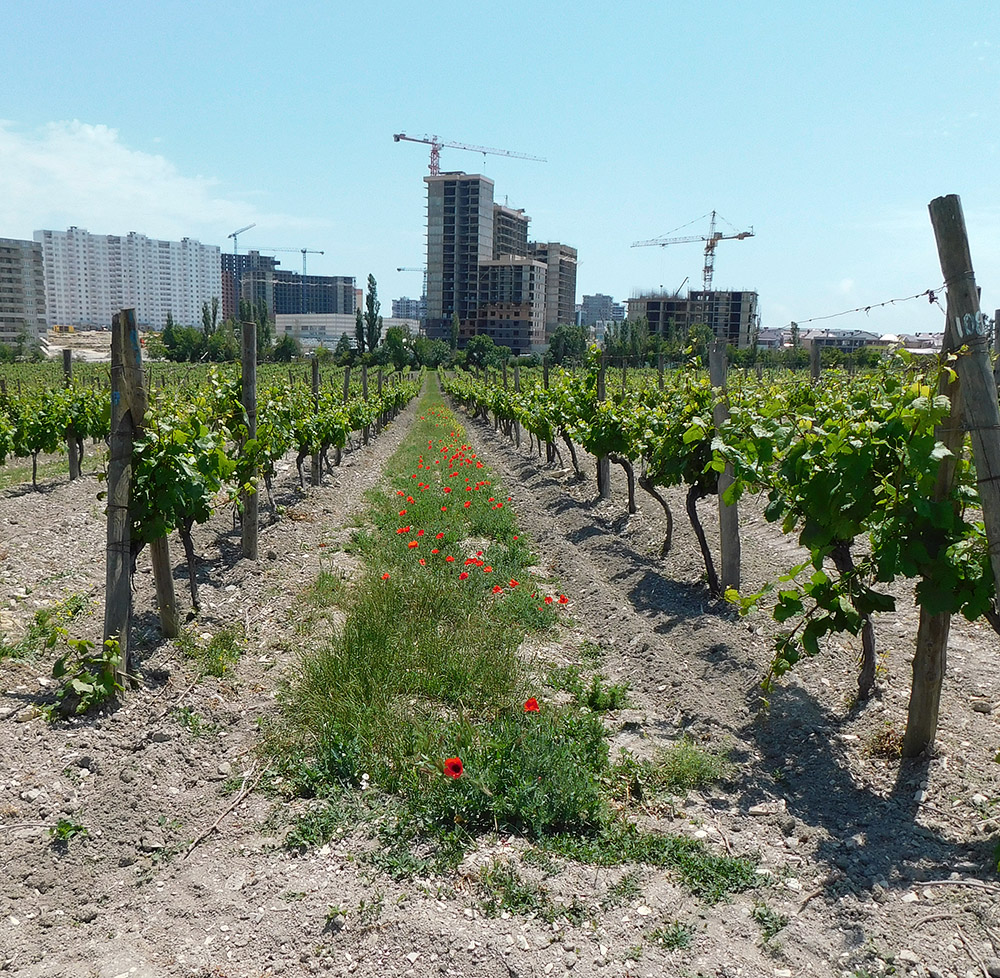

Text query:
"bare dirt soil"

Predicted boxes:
[[1, 386, 999, 978]]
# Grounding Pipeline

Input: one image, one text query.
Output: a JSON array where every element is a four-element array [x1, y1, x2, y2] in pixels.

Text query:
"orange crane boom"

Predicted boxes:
[[393, 132, 546, 175], [632, 211, 753, 292]]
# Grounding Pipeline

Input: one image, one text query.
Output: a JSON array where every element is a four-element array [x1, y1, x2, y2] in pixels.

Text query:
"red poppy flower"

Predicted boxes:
[[441, 506, 448, 512], [483, 566, 492, 573], [399, 510, 407, 516], [492, 584, 503, 594], [544, 596, 553, 605], [436, 532, 444, 539], [431, 548, 439, 554], [443, 486, 452, 493], [446, 555, 455, 563], [509, 579, 519, 587], [381, 573, 390, 580], [558, 595, 568, 604], [408, 541, 418, 549], [418, 558, 426, 566], [406, 496, 415, 504], [459, 572, 469, 580], [417, 529, 425, 537], [524, 698, 540, 713], [444, 757, 463, 779], [464, 501, 471, 508]]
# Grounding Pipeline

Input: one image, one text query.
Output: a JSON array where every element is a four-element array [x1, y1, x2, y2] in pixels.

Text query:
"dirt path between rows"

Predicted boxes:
[[0, 382, 998, 978]]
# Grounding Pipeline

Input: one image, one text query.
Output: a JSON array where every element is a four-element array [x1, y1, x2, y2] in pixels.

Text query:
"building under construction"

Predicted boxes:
[[423, 172, 576, 353], [627, 289, 759, 348]]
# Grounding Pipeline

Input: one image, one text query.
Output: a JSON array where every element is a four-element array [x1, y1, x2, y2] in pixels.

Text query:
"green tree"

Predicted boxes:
[[413, 336, 451, 368], [547, 323, 587, 365], [335, 332, 354, 364], [450, 311, 460, 351], [790, 321, 800, 348], [272, 334, 302, 361], [201, 297, 220, 337], [364, 274, 383, 353], [383, 326, 411, 372], [355, 309, 365, 354]]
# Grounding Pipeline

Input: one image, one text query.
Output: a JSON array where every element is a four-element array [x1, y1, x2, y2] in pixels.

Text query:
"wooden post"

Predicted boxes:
[[596, 353, 610, 498], [810, 340, 821, 382], [710, 339, 740, 592], [657, 351, 664, 391], [513, 363, 521, 447], [63, 349, 81, 480], [149, 536, 179, 638], [903, 194, 1000, 754], [311, 357, 321, 486], [502, 362, 508, 389], [377, 368, 384, 396], [362, 364, 369, 400], [342, 365, 351, 402], [241, 322, 258, 560], [104, 309, 148, 684]]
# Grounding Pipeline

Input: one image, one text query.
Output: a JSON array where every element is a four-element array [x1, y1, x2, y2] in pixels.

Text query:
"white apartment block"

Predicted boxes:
[[34, 227, 222, 330]]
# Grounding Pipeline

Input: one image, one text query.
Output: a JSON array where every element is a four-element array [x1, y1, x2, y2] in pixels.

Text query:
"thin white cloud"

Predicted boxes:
[[0, 120, 312, 245]]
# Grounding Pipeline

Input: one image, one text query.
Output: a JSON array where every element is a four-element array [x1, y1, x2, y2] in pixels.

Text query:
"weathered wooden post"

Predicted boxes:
[[105, 309, 149, 681], [710, 339, 740, 592], [810, 340, 821, 382], [657, 351, 664, 391], [311, 357, 321, 486], [513, 363, 521, 448], [241, 322, 258, 560], [342, 365, 351, 402], [904, 194, 1000, 755], [63, 349, 81, 481], [596, 352, 611, 498]]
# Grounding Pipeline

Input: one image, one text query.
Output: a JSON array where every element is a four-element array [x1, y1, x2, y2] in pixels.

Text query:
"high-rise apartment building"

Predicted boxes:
[[580, 293, 625, 325], [627, 289, 758, 347], [476, 256, 547, 351], [238, 254, 355, 318], [493, 205, 530, 258], [528, 242, 577, 335], [392, 296, 425, 320], [0, 238, 46, 347], [35, 227, 221, 330], [221, 250, 278, 320], [424, 172, 496, 342], [424, 172, 574, 354]]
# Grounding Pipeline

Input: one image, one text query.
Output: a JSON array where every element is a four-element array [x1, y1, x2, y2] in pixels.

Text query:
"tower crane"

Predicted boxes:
[[253, 247, 326, 315], [393, 133, 546, 175], [227, 223, 256, 256], [631, 211, 753, 292]]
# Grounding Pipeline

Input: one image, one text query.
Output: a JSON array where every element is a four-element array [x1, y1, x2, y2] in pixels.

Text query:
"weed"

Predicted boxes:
[[479, 860, 546, 918], [44, 637, 124, 718], [602, 869, 642, 908], [752, 901, 788, 946], [173, 706, 214, 737], [0, 592, 90, 661], [178, 625, 243, 678], [624, 944, 643, 961], [865, 724, 903, 760], [649, 920, 694, 951], [354, 892, 384, 929], [522, 847, 562, 877], [582, 674, 630, 712], [49, 818, 87, 843], [654, 738, 729, 793]]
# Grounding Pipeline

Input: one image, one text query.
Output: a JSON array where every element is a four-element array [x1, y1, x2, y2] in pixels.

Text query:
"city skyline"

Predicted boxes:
[[1, 2, 998, 336]]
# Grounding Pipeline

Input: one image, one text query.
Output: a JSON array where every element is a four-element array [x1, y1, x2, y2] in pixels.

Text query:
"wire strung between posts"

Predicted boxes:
[[788, 285, 946, 328]]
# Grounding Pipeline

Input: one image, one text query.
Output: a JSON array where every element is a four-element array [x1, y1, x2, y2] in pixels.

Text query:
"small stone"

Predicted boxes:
[[914, 790, 928, 803], [407, 953, 420, 964], [985, 960, 1000, 978], [150, 731, 172, 743], [897, 949, 920, 966], [635, 905, 651, 916], [119, 768, 135, 783], [76, 905, 98, 924], [218, 761, 232, 776], [563, 954, 577, 969], [971, 700, 993, 714], [972, 793, 988, 807], [901, 891, 918, 903]]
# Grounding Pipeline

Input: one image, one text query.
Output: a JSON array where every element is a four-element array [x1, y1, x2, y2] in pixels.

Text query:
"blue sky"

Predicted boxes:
[[2, 1, 998, 334]]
